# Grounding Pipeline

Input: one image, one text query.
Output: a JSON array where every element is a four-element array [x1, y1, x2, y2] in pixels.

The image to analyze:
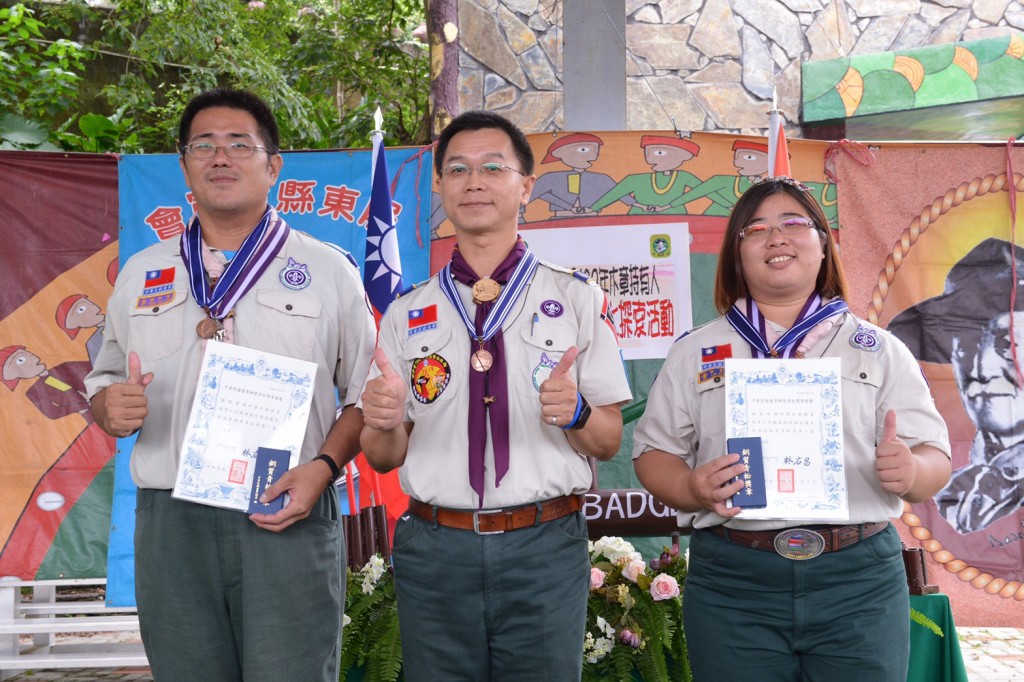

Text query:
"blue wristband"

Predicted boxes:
[[561, 393, 584, 430]]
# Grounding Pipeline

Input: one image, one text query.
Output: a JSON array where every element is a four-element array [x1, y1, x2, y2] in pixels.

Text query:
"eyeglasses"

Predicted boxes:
[[440, 162, 525, 179], [181, 142, 272, 159], [738, 217, 817, 240]]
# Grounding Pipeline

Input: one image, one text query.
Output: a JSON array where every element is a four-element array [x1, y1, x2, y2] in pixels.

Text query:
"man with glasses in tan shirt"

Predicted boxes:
[[87, 88, 375, 681]]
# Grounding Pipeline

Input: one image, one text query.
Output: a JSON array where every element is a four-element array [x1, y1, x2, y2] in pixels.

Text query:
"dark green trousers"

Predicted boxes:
[[392, 510, 590, 682], [134, 487, 343, 682], [685, 524, 909, 682]]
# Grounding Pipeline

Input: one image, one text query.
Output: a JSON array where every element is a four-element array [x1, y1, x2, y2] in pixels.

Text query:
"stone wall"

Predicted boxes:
[[455, 0, 1024, 135]]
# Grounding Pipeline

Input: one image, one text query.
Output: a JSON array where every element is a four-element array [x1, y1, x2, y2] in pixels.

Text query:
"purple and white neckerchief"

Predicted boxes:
[[179, 206, 290, 321], [726, 294, 848, 358], [439, 242, 539, 507], [439, 248, 539, 349]]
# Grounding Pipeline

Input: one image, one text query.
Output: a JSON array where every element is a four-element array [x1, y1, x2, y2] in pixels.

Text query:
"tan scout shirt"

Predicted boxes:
[[85, 227, 376, 489], [366, 261, 633, 509], [633, 314, 951, 530]]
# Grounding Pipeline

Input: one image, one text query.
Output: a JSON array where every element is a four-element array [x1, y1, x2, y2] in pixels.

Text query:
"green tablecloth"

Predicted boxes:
[[908, 593, 969, 682]]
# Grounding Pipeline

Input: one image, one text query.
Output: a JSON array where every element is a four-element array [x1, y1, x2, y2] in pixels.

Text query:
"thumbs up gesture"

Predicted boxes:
[[361, 347, 407, 431], [93, 351, 154, 438], [539, 346, 580, 428], [874, 409, 916, 497]]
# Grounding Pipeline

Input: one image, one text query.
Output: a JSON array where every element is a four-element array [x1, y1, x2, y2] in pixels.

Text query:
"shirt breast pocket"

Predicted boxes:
[[251, 290, 321, 359], [841, 358, 883, 436], [519, 318, 578, 390], [694, 374, 727, 439], [127, 292, 188, 362], [404, 327, 457, 409]]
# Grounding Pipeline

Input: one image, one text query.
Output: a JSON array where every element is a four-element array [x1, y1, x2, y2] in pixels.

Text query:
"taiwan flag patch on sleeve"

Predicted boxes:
[[408, 305, 438, 336], [698, 344, 731, 384]]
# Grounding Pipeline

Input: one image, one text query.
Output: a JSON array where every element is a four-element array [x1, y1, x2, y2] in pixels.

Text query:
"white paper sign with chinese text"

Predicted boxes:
[[519, 222, 692, 360]]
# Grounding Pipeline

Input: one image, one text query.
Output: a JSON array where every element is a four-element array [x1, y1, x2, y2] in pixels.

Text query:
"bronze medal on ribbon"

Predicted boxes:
[[470, 349, 493, 372], [472, 278, 500, 304], [196, 316, 222, 340]]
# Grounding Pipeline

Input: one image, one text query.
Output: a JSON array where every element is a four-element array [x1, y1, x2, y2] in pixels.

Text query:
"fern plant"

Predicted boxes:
[[340, 555, 402, 682]]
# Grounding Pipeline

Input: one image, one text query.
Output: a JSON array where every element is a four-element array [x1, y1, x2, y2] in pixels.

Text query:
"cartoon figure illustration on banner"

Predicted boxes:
[[590, 135, 702, 215], [803, 179, 839, 230], [0, 345, 92, 422], [526, 133, 625, 220], [55, 294, 106, 367], [671, 140, 768, 216], [888, 238, 1024, 534]]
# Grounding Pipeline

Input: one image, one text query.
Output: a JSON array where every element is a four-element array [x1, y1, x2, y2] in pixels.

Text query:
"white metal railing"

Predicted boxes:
[[0, 578, 148, 680]]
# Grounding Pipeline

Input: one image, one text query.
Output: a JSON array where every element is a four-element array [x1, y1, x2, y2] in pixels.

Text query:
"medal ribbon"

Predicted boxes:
[[441, 239, 538, 507], [726, 294, 849, 358], [180, 206, 290, 320]]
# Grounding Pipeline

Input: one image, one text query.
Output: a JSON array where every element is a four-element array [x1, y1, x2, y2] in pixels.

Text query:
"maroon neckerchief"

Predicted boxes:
[[448, 239, 528, 507]]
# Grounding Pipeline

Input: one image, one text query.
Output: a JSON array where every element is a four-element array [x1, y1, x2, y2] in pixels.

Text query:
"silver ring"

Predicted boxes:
[[550, 415, 557, 425]]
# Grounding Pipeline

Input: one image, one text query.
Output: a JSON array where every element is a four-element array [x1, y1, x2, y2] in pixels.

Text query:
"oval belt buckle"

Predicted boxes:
[[773, 528, 825, 560]]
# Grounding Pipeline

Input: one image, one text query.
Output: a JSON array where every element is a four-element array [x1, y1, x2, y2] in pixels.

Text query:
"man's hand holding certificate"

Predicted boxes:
[[724, 358, 848, 521]]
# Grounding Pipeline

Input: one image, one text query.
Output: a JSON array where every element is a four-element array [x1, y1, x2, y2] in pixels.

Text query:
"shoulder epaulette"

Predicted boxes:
[[323, 241, 359, 270], [395, 276, 433, 299], [537, 259, 598, 286], [674, 317, 721, 344]]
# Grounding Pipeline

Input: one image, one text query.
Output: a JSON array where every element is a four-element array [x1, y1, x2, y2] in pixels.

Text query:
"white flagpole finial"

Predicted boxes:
[[373, 107, 384, 134]]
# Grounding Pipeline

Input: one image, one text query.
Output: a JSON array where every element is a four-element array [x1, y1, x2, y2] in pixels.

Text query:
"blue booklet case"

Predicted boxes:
[[247, 447, 292, 514], [727, 437, 767, 509]]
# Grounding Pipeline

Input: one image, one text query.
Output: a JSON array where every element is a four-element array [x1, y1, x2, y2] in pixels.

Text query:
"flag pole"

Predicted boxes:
[[767, 87, 791, 178], [364, 105, 389, 505]]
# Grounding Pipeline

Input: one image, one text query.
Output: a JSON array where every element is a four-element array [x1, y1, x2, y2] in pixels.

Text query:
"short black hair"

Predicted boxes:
[[434, 110, 534, 176], [177, 88, 280, 155]]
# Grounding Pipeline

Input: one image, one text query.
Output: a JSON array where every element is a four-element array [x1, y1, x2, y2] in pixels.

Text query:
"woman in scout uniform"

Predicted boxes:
[[632, 178, 951, 681]]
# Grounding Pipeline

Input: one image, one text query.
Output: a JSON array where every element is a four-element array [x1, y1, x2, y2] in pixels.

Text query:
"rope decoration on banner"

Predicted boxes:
[[883, 154, 1024, 600], [823, 138, 874, 184], [390, 141, 435, 249], [866, 171, 1024, 325], [901, 503, 1024, 601]]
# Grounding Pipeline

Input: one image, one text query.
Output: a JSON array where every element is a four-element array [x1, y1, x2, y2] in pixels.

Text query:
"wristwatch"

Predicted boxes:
[[567, 395, 592, 430], [314, 453, 341, 483]]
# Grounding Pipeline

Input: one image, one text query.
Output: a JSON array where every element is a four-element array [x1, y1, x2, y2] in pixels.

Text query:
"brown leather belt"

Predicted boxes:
[[708, 521, 890, 556], [407, 494, 583, 535]]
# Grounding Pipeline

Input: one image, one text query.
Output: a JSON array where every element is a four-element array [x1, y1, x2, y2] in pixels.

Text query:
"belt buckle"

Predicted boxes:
[[473, 509, 505, 535], [773, 528, 825, 560]]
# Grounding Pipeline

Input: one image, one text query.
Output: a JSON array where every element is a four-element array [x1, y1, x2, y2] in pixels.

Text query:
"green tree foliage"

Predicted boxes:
[[6, 0, 428, 152], [0, 3, 86, 149]]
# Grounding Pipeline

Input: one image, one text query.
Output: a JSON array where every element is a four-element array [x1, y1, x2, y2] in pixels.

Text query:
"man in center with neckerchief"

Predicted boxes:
[[359, 111, 633, 681]]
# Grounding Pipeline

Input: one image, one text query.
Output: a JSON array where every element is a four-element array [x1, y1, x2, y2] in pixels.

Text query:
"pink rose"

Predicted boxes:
[[650, 573, 680, 601], [622, 559, 646, 583], [590, 567, 606, 590]]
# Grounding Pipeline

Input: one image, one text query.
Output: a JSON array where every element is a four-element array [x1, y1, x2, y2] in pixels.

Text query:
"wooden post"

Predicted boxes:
[[426, 0, 459, 139]]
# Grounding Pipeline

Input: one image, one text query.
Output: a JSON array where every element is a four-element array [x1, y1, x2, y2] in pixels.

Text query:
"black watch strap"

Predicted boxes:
[[314, 453, 341, 483], [567, 395, 592, 430]]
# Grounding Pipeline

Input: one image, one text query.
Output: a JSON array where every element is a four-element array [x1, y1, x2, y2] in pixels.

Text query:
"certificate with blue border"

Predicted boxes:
[[724, 358, 848, 521], [172, 340, 316, 512]]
